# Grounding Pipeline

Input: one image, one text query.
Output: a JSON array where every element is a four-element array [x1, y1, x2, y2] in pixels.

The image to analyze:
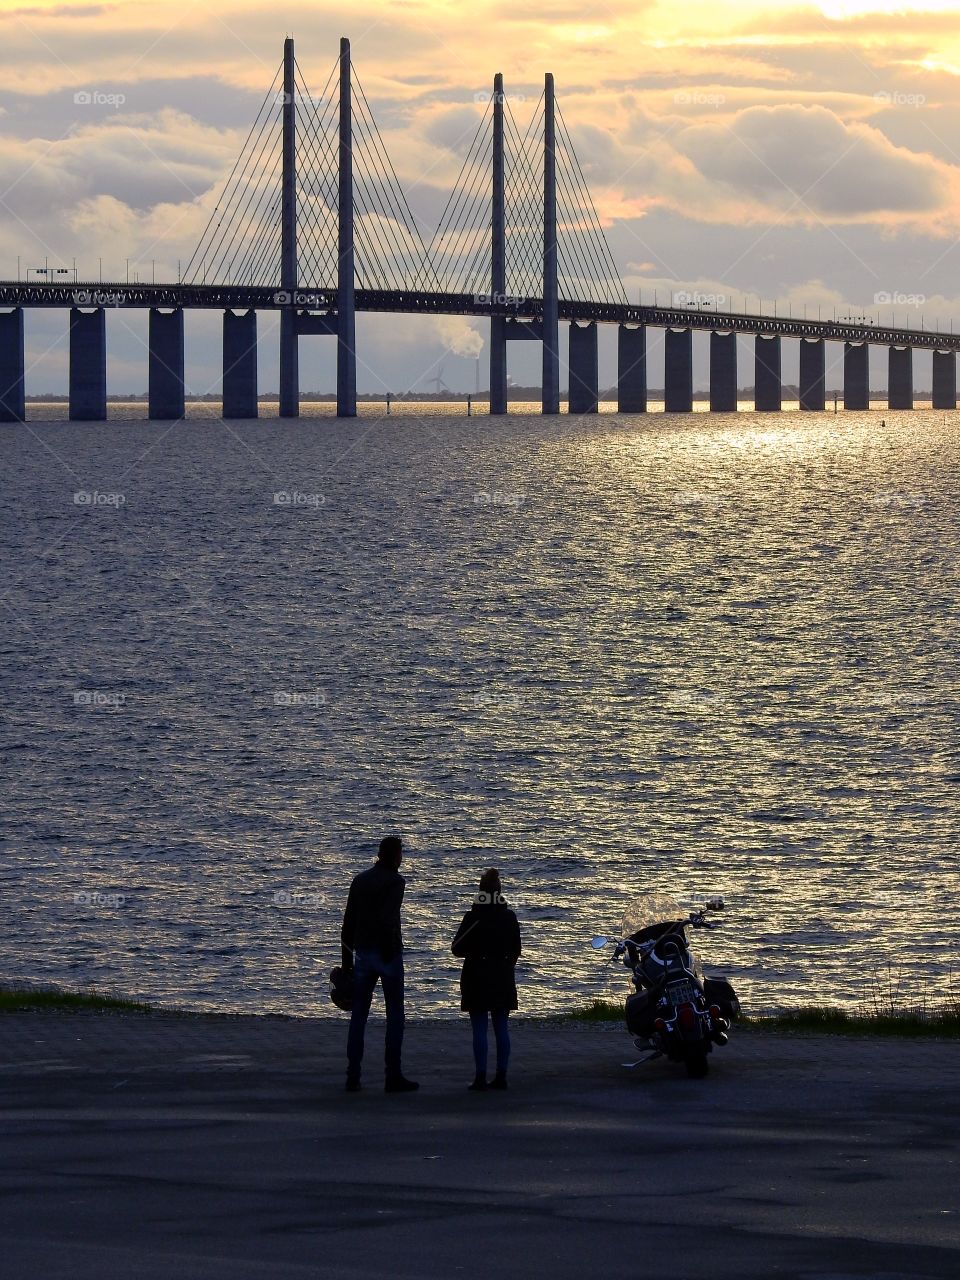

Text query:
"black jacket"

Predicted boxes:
[[452, 901, 522, 1012], [341, 863, 405, 965]]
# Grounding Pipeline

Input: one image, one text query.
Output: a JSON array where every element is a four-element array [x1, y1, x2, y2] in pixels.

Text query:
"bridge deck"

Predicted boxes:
[[0, 282, 956, 351]]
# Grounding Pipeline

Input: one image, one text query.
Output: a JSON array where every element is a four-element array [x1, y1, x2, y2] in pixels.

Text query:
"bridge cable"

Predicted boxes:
[[184, 63, 283, 284], [351, 92, 427, 290], [220, 141, 285, 285], [429, 99, 491, 250], [294, 62, 341, 287], [195, 95, 284, 285], [557, 103, 627, 305], [445, 135, 494, 294], [352, 67, 437, 290], [429, 99, 494, 292], [503, 106, 544, 300], [441, 125, 494, 294], [183, 60, 282, 282], [502, 103, 543, 296], [295, 98, 340, 286]]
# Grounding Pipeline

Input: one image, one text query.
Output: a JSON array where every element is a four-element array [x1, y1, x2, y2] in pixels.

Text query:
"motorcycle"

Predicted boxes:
[[591, 893, 740, 1078]]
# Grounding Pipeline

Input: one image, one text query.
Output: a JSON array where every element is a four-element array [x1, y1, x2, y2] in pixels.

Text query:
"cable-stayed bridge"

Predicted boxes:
[[0, 35, 957, 420]]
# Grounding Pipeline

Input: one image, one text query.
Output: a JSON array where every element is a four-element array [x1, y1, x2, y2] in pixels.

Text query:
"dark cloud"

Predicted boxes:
[[0, 78, 272, 140], [869, 103, 960, 167], [676, 103, 946, 217]]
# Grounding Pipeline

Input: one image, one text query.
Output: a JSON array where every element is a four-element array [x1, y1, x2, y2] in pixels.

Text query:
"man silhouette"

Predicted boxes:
[[340, 836, 418, 1093]]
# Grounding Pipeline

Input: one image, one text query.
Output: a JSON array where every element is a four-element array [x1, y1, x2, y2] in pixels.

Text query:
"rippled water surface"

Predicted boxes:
[[2, 406, 958, 1015]]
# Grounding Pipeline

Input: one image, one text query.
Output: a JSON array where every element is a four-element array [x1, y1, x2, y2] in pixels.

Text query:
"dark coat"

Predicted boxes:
[[340, 863, 405, 965], [452, 901, 522, 1012]]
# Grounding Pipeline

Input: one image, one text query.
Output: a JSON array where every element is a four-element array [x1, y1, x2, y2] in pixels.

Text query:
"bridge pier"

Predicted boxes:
[[888, 345, 913, 410], [568, 322, 598, 414], [280, 311, 298, 418], [843, 341, 869, 410], [664, 328, 693, 413], [541, 72, 560, 415], [223, 309, 258, 418], [617, 324, 646, 412], [0, 307, 25, 422], [755, 334, 781, 411], [149, 308, 185, 420], [69, 308, 106, 421], [709, 331, 737, 412], [932, 350, 957, 409], [799, 338, 825, 411], [490, 317, 507, 415]]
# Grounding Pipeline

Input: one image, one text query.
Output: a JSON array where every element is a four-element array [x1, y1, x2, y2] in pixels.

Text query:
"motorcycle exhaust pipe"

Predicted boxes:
[[708, 1005, 729, 1044]]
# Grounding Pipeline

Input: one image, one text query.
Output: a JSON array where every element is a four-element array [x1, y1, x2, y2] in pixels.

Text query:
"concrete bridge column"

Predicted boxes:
[[279, 311, 298, 419], [148, 308, 185, 420], [664, 328, 693, 413], [223, 309, 258, 419], [568, 322, 598, 414], [0, 308, 26, 422], [709, 331, 737, 412], [799, 338, 825, 411], [888, 345, 913, 410], [932, 350, 957, 409], [617, 324, 646, 413], [754, 334, 781, 411], [69, 308, 106, 421], [843, 341, 869, 410], [490, 318, 507, 415]]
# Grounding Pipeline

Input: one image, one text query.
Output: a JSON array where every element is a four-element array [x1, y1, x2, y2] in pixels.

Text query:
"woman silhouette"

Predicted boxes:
[[452, 868, 522, 1090]]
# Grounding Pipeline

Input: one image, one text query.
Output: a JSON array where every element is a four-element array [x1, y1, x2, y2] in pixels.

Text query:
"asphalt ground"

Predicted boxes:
[[1, 1010, 957, 1279]]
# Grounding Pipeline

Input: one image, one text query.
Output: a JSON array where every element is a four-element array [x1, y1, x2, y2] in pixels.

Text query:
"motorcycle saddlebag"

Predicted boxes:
[[704, 976, 740, 1023], [625, 991, 656, 1038]]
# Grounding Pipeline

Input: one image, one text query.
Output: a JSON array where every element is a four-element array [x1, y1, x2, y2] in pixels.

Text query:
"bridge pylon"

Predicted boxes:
[[279, 36, 298, 417], [487, 71, 562, 416], [542, 73, 560, 415], [276, 35, 356, 418], [489, 73, 507, 416], [337, 36, 357, 418]]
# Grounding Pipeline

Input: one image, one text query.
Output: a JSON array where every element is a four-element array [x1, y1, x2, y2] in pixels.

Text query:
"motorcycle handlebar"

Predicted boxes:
[[595, 902, 725, 959]]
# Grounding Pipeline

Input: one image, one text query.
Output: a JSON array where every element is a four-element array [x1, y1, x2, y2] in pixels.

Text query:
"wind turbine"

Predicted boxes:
[[428, 363, 450, 396]]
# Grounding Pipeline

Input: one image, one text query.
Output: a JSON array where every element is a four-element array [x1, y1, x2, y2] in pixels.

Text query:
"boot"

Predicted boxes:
[[467, 1073, 487, 1091], [345, 1073, 361, 1093], [384, 1073, 419, 1093], [490, 1070, 508, 1090]]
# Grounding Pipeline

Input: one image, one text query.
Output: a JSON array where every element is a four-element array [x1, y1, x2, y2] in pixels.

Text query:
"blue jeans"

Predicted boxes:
[[470, 1009, 511, 1076], [347, 950, 405, 1078]]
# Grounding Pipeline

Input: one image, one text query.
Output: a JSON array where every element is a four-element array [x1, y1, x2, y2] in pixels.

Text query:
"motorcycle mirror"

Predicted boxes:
[[590, 936, 609, 949]]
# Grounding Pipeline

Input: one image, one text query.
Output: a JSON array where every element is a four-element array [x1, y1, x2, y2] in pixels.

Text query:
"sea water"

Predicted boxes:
[[1, 404, 957, 1015]]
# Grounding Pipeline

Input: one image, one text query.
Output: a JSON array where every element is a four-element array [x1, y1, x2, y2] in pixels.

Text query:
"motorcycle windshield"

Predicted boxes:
[[619, 894, 685, 938]]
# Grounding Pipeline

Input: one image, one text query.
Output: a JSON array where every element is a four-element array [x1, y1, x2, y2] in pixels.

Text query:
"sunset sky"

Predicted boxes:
[[2, 0, 960, 393]]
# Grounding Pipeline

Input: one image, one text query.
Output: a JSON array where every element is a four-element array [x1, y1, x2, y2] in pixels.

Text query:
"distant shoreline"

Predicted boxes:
[[20, 390, 937, 404]]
